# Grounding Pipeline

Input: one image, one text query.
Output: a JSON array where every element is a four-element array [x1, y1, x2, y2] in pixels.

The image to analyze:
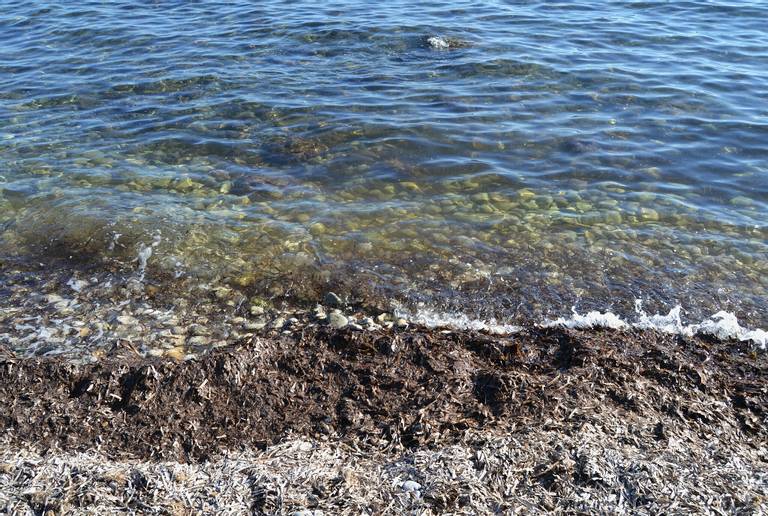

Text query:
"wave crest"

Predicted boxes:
[[396, 300, 767, 349], [544, 301, 767, 349]]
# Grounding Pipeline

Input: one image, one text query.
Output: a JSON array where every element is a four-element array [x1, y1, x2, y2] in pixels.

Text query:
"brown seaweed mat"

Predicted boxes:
[[0, 327, 766, 514]]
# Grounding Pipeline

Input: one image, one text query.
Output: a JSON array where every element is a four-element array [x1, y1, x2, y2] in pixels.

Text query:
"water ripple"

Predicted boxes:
[[1, 0, 767, 325]]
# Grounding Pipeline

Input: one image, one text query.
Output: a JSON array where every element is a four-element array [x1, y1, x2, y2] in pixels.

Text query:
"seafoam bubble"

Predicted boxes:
[[393, 303, 521, 334], [136, 233, 162, 281], [396, 299, 766, 349], [543, 308, 627, 330], [696, 311, 768, 348], [542, 301, 767, 349], [633, 300, 686, 334]]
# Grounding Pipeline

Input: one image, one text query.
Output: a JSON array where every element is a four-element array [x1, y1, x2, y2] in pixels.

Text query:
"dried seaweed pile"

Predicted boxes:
[[0, 326, 766, 514]]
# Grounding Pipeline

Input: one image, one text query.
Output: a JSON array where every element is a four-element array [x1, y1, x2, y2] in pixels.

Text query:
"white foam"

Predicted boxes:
[[394, 300, 767, 349], [107, 232, 122, 252], [543, 308, 627, 330], [696, 311, 768, 347], [542, 302, 767, 349], [427, 36, 450, 50], [633, 300, 687, 334], [394, 304, 521, 334], [136, 234, 162, 280]]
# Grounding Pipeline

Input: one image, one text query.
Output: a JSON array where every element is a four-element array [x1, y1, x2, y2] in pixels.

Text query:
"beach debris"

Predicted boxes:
[[0, 319, 766, 513], [0, 259, 767, 513], [135, 233, 162, 281], [312, 305, 327, 321]]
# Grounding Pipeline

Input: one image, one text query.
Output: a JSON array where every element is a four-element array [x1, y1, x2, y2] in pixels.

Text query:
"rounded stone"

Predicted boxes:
[[402, 480, 422, 492], [323, 292, 343, 307], [328, 312, 348, 329]]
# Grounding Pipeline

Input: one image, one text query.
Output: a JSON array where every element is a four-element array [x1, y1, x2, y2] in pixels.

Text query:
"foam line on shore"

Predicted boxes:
[[393, 303, 522, 334], [398, 300, 767, 349], [543, 301, 767, 349]]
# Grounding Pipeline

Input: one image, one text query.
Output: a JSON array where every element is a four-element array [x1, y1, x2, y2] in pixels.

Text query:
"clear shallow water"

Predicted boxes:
[[1, 1, 767, 325]]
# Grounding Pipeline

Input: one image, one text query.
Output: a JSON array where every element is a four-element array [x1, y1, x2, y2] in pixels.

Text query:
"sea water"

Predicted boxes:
[[1, 1, 766, 330]]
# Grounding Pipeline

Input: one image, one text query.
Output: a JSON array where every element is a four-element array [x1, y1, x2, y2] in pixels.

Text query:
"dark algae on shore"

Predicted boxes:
[[1, 326, 764, 461], [1, 326, 766, 512]]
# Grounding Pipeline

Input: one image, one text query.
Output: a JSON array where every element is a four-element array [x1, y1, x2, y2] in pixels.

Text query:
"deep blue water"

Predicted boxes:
[[1, 1, 767, 324]]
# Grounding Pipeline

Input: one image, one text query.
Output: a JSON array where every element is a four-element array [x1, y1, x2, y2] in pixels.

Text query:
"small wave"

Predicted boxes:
[[543, 301, 767, 349], [544, 309, 627, 330], [396, 300, 767, 349], [695, 312, 768, 347], [394, 304, 521, 334]]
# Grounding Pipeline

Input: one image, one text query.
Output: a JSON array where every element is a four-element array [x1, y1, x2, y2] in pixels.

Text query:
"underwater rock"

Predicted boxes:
[[425, 35, 470, 50], [324, 292, 343, 308]]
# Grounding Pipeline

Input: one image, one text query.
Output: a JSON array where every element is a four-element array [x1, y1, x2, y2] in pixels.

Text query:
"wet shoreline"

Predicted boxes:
[[1, 255, 766, 512], [2, 256, 766, 363], [0, 255, 766, 513]]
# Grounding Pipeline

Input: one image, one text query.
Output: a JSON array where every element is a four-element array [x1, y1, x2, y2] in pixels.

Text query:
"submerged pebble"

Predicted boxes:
[[187, 335, 210, 347], [323, 292, 343, 308]]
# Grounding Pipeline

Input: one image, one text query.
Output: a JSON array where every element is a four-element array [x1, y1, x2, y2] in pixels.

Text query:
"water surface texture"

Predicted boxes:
[[1, 1, 767, 324]]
